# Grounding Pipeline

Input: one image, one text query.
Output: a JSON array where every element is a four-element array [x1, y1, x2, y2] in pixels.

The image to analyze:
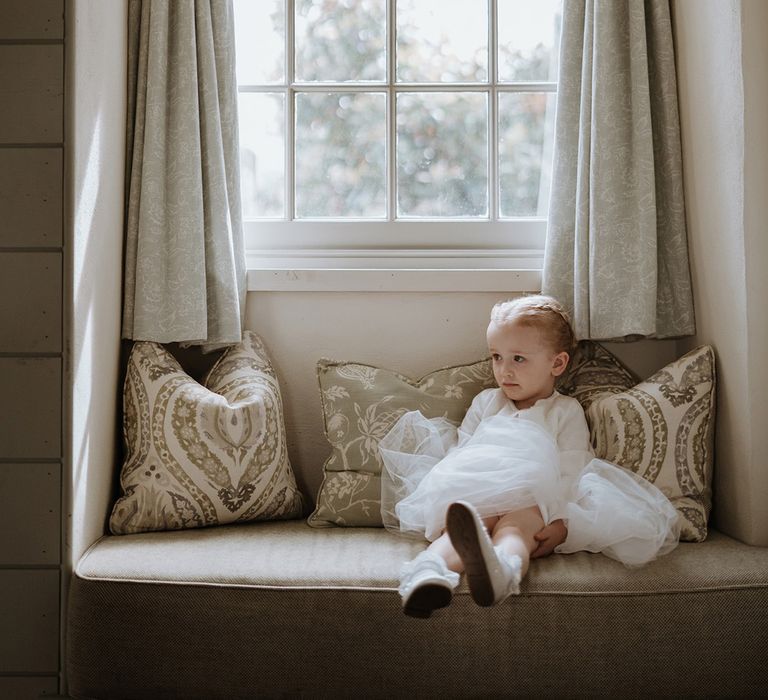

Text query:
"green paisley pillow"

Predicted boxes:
[[109, 332, 304, 535], [308, 358, 497, 528], [586, 345, 715, 542]]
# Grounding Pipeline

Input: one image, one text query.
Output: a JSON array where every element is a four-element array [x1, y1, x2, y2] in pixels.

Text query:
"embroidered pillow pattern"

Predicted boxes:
[[109, 332, 303, 534], [586, 346, 716, 541], [557, 340, 640, 410], [308, 358, 496, 528]]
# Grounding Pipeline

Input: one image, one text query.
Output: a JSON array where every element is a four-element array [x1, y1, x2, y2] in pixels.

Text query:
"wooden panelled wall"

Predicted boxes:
[[0, 1, 65, 697]]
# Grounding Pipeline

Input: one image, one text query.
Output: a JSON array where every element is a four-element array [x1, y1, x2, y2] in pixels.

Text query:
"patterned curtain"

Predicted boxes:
[[543, 0, 695, 340], [122, 0, 245, 346]]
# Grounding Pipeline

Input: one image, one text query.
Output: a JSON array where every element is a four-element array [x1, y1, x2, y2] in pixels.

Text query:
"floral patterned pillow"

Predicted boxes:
[[308, 358, 496, 528], [109, 332, 304, 534], [586, 346, 716, 542]]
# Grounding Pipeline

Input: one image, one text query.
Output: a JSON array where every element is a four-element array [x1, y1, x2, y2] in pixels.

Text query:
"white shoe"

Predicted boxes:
[[399, 550, 460, 618], [446, 501, 522, 606]]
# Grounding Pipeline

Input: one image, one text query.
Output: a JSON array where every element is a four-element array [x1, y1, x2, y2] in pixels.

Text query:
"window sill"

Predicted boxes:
[[245, 248, 543, 292], [246, 267, 542, 292]]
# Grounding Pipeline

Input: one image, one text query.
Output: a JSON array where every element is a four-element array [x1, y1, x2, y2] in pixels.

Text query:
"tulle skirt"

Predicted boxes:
[[379, 411, 680, 566], [556, 460, 681, 566], [380, 411, 561, 542]]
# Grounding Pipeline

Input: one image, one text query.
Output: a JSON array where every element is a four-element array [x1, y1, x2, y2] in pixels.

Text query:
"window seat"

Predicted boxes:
[[67, 520, 768, 699]]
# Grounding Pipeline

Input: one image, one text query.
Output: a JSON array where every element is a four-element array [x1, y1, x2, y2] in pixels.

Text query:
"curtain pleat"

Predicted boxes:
[[543, 0, 694, 340], [123, 0, 245, 347]]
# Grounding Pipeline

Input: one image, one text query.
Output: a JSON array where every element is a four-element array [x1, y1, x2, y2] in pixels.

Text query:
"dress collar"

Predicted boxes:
[[510, 389, 560, 411]]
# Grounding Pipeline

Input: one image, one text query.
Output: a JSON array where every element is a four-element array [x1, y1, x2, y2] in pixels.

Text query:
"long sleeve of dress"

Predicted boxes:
[[455, 389, 500, 449], [555, 400, 593, 476], [548, 399, 593, 525]]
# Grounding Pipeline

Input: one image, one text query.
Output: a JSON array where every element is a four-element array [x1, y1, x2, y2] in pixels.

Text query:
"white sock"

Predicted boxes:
[[399, 550, 460, 598], [494, 546, 522, 597]]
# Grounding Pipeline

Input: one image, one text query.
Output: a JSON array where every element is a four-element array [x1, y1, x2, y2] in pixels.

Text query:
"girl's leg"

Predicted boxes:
[[490, 506, 545, 579], [399, 532, 463, 618], [428, 514, 501, 573], [426, 532, 464, 573], [399, 516, 500, 618], [446, 502, 540, 606]]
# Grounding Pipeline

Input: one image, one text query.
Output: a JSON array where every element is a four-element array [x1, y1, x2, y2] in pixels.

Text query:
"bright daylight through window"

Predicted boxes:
[[234, 0, 561, 268]]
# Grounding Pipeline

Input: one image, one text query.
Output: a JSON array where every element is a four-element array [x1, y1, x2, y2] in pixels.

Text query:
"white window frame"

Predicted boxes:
[[239, 0, 558, 286]]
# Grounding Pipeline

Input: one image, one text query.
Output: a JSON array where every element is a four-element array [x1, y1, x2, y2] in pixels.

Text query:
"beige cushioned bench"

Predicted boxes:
[[67, 520, 768, 699]]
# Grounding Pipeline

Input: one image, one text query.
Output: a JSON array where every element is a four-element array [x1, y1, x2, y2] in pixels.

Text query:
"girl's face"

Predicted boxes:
[[486, 319, 569, 409]]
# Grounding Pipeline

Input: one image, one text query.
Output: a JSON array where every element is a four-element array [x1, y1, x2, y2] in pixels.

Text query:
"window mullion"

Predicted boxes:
[[287, 0, 295, 221], [388, 0, 397, 221], [291, 84, 388, 92], [497, 82, 558, 93], [489, 0, 497, 222], [392, 83, 491, 92]]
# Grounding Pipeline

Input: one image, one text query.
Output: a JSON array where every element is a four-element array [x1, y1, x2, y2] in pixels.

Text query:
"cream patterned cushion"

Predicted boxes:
[[558, 340, 640, 410], [308, 358, 496, 528], [109, 332, 304, 534], [586, 346, 716, 542]]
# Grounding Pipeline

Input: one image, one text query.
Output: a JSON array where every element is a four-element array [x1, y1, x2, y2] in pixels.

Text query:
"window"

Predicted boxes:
[[234, 0, 561, 270]]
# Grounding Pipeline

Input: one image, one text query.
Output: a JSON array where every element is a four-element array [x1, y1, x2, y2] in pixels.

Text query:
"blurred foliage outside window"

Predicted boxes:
[[234, 0, 561, 221]]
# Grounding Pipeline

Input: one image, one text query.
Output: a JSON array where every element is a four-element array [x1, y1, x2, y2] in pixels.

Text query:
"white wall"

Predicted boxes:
[[67, 0, 126, 566], [673, 0, 768, 545]]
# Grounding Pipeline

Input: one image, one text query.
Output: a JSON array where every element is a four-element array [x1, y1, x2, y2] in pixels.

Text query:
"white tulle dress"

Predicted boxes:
[[379, 389, 680, 567]]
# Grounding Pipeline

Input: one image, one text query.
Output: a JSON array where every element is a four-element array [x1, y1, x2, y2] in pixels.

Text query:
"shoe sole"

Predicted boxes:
[[403, 583, 453, 618], [446, 502, 495, 607]]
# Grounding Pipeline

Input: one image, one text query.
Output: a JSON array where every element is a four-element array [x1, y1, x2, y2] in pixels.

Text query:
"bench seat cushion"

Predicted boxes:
[[68, 522, 768, 699]]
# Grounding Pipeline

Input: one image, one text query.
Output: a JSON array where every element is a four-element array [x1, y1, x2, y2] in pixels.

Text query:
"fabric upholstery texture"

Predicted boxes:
[[68, 522, 768, 700], [109, 332, 303, 534], [76, 520, 766, 594], [543, 0, 695, 339], [587, 345, 715, 541]]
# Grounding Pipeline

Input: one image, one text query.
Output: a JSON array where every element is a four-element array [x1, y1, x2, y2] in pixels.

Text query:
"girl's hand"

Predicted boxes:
[[531, 519, 568, 558]]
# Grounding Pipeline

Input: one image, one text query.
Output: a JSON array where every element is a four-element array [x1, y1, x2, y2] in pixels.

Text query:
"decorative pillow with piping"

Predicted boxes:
[[558, 340, 640, 410], [109, 331, 304, 534], [586, 345, 716, 542], [308, 358, 496, 528]]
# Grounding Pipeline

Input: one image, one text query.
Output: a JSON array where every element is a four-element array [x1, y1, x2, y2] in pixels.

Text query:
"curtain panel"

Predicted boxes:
[[543, 0, 695, 340], [123, 0, 245, 346]]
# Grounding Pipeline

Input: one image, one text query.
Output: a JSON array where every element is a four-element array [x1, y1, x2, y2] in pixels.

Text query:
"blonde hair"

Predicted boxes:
[[490, 295, 576, 355]]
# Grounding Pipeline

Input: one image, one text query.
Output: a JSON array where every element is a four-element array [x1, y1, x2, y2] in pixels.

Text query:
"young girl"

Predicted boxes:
[[379, 295, 680, 618]]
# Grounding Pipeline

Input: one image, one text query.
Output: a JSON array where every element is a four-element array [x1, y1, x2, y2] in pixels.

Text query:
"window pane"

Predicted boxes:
[[233, 0, 284, 84], [498, 0, 562, 82], [397, 92, 488, 217], [498, 92, 556, 217], [397, 0, 488, 83], [295, 92, 386, 218], [238, 93, 285, 219], [295, 0, 386, 82]]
